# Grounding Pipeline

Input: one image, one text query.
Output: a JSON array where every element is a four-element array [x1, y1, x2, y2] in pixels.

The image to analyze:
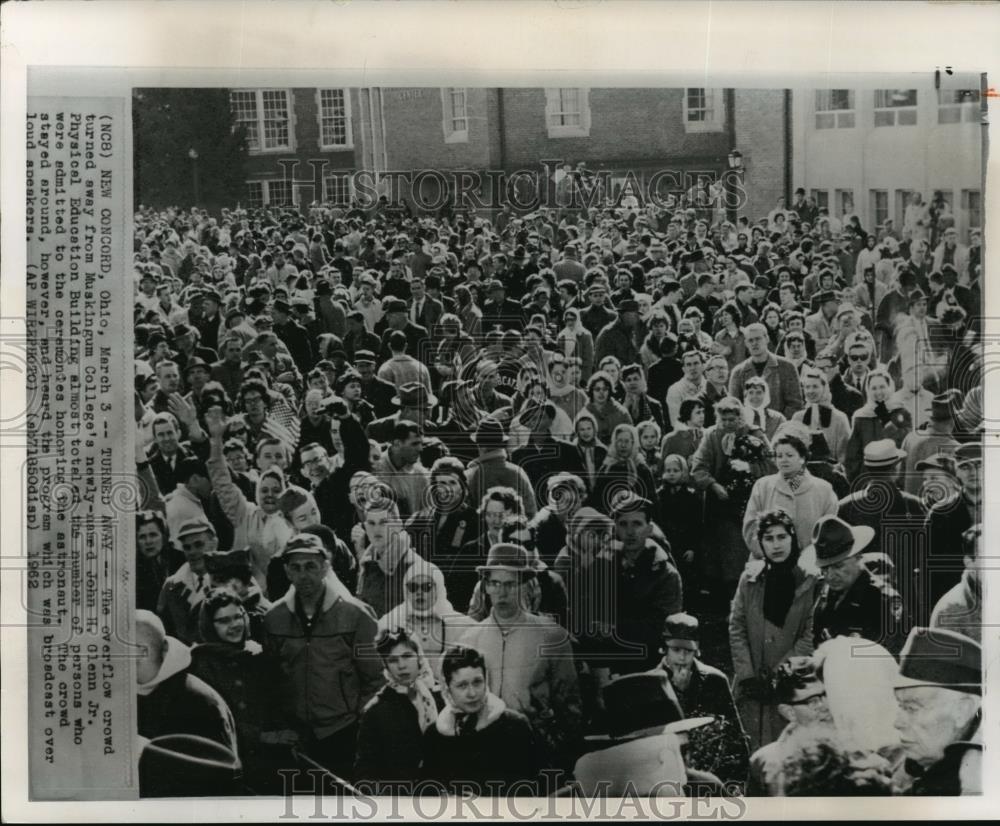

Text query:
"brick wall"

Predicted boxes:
[[733, 89, 787, 219]]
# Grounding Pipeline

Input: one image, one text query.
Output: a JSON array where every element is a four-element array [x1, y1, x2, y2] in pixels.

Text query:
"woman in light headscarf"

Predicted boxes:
[[556, 306, 595, 382], [547, 353, 588, 426], [591, 423, 658, 516], [377, 559, 470, 684], [355, 627, 444, 792], [741, 375, 786, 441]]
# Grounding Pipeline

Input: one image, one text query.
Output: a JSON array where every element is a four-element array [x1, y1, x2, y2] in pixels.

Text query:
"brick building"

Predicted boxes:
[[229, 86, 790, 218]]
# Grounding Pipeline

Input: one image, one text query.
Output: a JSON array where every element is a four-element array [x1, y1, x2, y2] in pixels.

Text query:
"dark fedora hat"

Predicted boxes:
[[930, 389, 961, 421], [586, 672, 714, 743], [471, 416, 507, 447], [475, 542, 536, 575], [894, 627, 981, 695], [183, 356, 211, 375], [806, 515, 875, 568]]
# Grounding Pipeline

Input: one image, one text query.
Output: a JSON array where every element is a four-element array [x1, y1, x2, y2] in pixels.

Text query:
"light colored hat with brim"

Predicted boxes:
[[893, 627, 981, 695], [175, 516, 217, 540], [585, 672, 714, 743], [863, 438, 906, 468], [475, 542, 536, 575], [806, 515, 875, 568]]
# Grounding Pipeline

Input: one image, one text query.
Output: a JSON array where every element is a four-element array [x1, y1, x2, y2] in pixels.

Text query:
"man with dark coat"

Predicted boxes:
[[354, 350, 397, 418], [893, 627, 981, 796], [809, 515, 906, 655], [594, 299, 643, 367], [655, 613, 750, 789], [481, 279, 526, 332], [136, 610, 239, 754], [816, 350, 864, 422], [271, 299, 314, 376], [510, 401, 587, 505]]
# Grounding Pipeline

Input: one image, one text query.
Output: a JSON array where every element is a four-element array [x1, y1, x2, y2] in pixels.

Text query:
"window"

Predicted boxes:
[[245, 181, 264, 209], [894, 189, 914, 227], [683, 88, 725, 133], [441, 88, 469, 143], [316, 88, 353, 149], [545, 88, 591, 137], [874, 89, 917, 127], [323, 173, 353, 206], [835, 189, 855, 217], [814, 90, 855, 129], [961, 189, 982, 234], [870, 190, 889, 228], [229, 89, 294, 152], [938, 89, 981, 124], [810, 189, 829, 212]]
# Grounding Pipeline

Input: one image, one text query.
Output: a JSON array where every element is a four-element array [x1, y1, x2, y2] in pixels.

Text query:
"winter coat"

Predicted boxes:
[[263, 575, 385, 739], [742, 472, 839, 559], [729, 558, 817, 751]]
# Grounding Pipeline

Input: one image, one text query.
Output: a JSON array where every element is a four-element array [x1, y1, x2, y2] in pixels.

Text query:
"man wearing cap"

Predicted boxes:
[[810, 515, 905, 655], [481, 279, 526, 332], [459, 543, 581, 771], [804, 290, 839, 353], [746, 656, 835, 795], [156, 516, 218, 644], [915, 452, 960, 509], [925, 442, 982, 614], [580, 282, 617, 341], [896, 287, 948, 388], [900, 391, 960, 496], [264, 533, 383, 780], [655, 613, 750, 788], [353, 350, 396, 418], [594, 298, 642, 367], [893, 627, 981, 795]]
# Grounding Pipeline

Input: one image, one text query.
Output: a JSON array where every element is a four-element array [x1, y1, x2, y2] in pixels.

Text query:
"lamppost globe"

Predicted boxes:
[[188, 148, 199, 160]]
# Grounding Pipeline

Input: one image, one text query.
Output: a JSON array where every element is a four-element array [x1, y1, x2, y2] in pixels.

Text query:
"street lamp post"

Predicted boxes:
[[726, 149, 745, 222], [188, 148, 200, 204]]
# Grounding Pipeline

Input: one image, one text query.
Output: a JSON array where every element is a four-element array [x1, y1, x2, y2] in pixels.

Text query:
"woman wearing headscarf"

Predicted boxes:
[[742, 424, 839, 560], [792, 368, 851, 465], [583, 371, 632, 447], [376, 561, 470, 685], [728, 508, 818, 751], [354, 628, 444, 792], [547, 353, 589, 427], [556, 306, 595, 382], [591, 423, 659, 517], [741, 375, 786, 441], [844, 368, 912, 481], [190, 589, 291, 793]]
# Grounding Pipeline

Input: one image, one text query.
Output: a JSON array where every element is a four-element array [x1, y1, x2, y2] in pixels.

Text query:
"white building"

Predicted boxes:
[[791, 76, 983, 242]]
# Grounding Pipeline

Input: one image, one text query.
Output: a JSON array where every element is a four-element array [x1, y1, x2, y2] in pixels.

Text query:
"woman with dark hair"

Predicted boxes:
[[760, 304, 784, 351], [729, 509, 818, 751], [354, 628, 444, 792], [136, 510, 182, 612], [190, 589, 290, 793], [714, 304, 748, 369], [742, 423, 838, 559], [419, 645, 541, 795], [583, 370, 631, 446]]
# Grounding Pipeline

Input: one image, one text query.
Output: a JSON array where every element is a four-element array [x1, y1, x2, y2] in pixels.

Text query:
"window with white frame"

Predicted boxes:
[[545, 88, 591, 138], [870, 190, 889, 228], [683, 88, 725, 133], [874, 89, 917, 127], [810, 189, 829, 212], [245, 181, 265, 209], [835, 189, 855, 217], [317, 89, 353, 149], [814, 90, 855, 129], [323, 173, 353, 206], [229, 89, 294, 152], [961, 189, 982, 235], [938, 89, 981, 124], [442, 88, 469, 143]]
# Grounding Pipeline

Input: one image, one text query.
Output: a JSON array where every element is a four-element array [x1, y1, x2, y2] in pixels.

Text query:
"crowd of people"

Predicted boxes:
[[129, 183, 983, 798]]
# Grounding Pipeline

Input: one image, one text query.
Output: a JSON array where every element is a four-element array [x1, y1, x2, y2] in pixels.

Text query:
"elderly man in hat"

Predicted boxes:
[[367, 381, 438, 444], [172, 322, 219, 378], [805, 290, 840, 354], [925, 442, 982, 613], [654, 613, 750, 789], [459, 542, 582, 772], [930, 524, 982, 643], [900, 390, 961, 496], [809, 515, 905, 655], [746, 656, 835, 795], [264, 533, 383, 780], [481, 279, 526, 332], [572, 671, 721, 797], [893, 627, 981, 795], [915, 452, 960, 510]]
